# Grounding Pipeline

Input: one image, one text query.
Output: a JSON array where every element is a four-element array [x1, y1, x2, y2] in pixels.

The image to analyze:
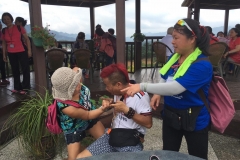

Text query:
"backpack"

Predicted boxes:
[[108, 34, 116, 50], [194, 57, 235, 133], [102, 32, 116, 50], [46, 99, 88, 134]]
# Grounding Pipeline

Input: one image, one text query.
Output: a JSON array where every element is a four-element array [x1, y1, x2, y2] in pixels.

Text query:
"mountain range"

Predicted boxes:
[[1, 22, 230, 42]]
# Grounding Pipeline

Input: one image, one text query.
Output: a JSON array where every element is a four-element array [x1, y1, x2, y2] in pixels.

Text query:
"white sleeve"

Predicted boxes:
[[159, 77, 166, 83], [140, 81, 186, 96]]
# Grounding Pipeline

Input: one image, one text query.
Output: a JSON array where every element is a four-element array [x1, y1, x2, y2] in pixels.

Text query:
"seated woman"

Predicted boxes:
[[70, 32, 90, 78], [51, 67, 112, 160], [223, 28, 240, 74]]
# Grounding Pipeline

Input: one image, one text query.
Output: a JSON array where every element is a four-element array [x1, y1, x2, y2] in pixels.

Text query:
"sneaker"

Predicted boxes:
[[84, 74, 89, 79], [1, 79, 10, 85], [0, 82, 7, 87]]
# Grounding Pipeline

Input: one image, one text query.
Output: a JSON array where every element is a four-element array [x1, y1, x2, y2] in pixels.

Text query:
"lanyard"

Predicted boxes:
[[7, 26, 14, 43]]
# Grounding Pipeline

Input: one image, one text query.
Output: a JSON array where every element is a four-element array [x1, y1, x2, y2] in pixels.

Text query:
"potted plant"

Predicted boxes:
[[130, 33, 146, 42], [30, 25, 55, 49], [1, 89, 59, 160]]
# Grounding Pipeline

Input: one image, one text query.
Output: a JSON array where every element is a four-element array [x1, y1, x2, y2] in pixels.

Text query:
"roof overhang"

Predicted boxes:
[[20, 0, 126, 7], [182, 0, 240, 10]]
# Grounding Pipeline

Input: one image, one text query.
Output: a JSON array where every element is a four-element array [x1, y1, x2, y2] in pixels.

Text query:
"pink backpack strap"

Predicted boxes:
[[197, 89, 210, 113], [56, 99, 88, 110], [192, 57, 211, 112]]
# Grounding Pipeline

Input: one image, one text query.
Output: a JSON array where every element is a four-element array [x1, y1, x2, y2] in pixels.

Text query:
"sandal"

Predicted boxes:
[[19, 90, 28, 95], [11, 90, 19, 93]]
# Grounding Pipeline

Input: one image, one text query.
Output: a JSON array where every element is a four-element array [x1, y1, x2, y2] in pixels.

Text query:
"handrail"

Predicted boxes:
[[5, 36, 165, 77]]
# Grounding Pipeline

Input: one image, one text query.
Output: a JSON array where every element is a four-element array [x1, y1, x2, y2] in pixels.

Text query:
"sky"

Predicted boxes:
[[0, 0, 240, 36]]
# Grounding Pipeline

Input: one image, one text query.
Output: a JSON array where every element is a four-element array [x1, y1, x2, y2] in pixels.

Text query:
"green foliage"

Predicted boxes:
[[30, 25, 56, 49], [81, 136, 95, 147], [1, 89, 59, 159], [90, 95, 110, 108], [130, 33, 146, 42]]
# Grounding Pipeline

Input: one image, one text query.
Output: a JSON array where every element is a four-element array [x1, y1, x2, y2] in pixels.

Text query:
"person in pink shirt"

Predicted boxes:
[[96, 28, 115, 66], [0, 22, 10, 87], [223, 28, 240, 73], [1, 12, 31, 94]]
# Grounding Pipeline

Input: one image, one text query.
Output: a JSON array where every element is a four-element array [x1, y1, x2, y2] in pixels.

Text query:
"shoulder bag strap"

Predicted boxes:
[[197, 89, 210, 113], [56, 99, 88, 110], [193, 57, 211, 112]]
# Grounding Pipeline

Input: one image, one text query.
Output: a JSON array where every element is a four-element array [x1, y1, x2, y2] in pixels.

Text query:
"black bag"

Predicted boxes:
[[97, 52, 105, 63], [29, 57, 34, 65], [109, 128, 142, 147], [163, 105, 203, 131]]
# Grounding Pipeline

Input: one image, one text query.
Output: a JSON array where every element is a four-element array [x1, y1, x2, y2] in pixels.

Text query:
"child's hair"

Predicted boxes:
[[100, 63, 129, 85]]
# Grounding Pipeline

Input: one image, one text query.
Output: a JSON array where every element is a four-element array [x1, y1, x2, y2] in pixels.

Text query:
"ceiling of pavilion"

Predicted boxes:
[[182, 0, 240, 10], [20, 0, 126, 7]]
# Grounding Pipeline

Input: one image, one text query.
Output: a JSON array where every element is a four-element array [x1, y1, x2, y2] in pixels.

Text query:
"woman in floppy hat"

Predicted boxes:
[[51, 67, 112, 160]]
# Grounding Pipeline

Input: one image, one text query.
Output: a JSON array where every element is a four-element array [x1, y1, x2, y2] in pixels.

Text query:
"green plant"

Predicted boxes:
[[130, 33, 146, 42], [1, 89, 59, 159], [90, 95, 110, 108], [30, 25, 56, 49], [81, 135, 95, 149]]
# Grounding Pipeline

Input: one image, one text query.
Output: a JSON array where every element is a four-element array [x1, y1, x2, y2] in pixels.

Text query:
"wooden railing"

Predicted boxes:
[[125, 36, 164, 72], [142, 36, 164, 69], [125, 42, 135, 73], [4, 36, 164, 77]]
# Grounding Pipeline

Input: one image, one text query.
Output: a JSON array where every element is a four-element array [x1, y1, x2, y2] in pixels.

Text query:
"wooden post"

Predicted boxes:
[[187, 7, 192, 19], [115, 0, 126, 64], [194, 0, 200, 22], [135, 0, 142, 71], [90, 5, 95, 39], [28, 0, 47, 95], [224, 9, 229, 36]]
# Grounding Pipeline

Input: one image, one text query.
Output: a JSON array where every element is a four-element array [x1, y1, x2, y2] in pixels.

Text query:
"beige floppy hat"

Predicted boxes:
[[51, 67, 82, 101]]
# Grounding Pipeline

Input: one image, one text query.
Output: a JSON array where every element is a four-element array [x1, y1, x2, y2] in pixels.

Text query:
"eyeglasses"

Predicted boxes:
[[177, 19, 196, 38]]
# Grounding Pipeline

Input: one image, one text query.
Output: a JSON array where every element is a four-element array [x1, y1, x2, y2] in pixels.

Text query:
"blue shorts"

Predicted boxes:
[[64, 119, 98, 145], [87, 132, 143, 156]]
